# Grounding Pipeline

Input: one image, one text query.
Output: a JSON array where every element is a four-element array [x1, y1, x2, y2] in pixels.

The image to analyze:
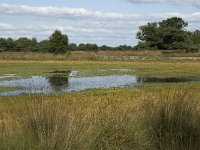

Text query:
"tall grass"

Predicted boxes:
[[23, 99, 96, 149], [90, 100, 149, 149], [0, 88, 200, 149], [0, 97, 149, 149], [140, 89, 200, 150], [22, 99, 149, 149]]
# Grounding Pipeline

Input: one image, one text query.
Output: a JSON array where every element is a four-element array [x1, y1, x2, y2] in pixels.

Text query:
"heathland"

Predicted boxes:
[[0, 51, 200, 149]]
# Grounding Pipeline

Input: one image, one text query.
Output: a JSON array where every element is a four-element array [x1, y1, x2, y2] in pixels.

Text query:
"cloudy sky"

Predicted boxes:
[[0, 0, 200, 46]]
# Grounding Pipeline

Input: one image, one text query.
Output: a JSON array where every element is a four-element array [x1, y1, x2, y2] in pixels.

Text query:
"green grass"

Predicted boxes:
[[1, 60, 200, 78]]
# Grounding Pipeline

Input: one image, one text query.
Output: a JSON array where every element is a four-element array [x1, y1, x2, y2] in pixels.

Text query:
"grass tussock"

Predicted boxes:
[[23, 99, 96, 150], [0, 88, 200, 149], [91, 100, 149, 149], [140, 89, 200, 150]]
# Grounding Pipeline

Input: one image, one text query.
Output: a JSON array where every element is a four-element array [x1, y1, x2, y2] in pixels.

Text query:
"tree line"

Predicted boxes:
[[0, 30, 69, 54], [0, 17, 200, 53], [0, 30, 135, 53]]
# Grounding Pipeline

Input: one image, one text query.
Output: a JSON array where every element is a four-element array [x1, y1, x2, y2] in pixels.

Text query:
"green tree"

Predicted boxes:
[[158, 17, 188, 30], [78, 43, 99, 51], [86, 43, 98, 51], [0, 38, 7, 51], [192, 30, 200, 44], [187, 30, 200, 51], [15, 37, 32, 51], [78, 43, 86, 51], [99, 45, 112, 51], [136, 17, 190, 50], [38, 40, 51, 52], [6, 38, 16, 51], [30, 37, 38, 51], [136, 22, 161, 48], [49, 30, 69, 54], [159, 17, 190, 50], [68, 43, 77, 51], [115, 45, 132, 51], [162, 29, 191, 50]]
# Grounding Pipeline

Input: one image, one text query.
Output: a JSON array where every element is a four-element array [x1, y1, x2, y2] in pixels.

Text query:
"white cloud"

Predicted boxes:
[[0, 22, 15, 30], [127, 0, 165, 4], [0, 3, 200, 46], [128, 0, 200, 8], [0, 3, 200, 22], [0, 3, 140, 21]]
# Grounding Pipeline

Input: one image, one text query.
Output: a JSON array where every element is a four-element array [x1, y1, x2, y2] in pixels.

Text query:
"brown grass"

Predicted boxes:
[[0, 88, 200, 149], [140, 89, 200, 150], [0, 51, 161, 61]]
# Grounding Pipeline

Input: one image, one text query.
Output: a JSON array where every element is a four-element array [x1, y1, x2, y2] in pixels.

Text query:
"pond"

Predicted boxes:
[[0, 70, 200, 96]]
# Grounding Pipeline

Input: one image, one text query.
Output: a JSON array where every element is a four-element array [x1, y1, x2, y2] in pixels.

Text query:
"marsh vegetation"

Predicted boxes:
[[0, 87, 200, 149], [0, 58, 200, 149]]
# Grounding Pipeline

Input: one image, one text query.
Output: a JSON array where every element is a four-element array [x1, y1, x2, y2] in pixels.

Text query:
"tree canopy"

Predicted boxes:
[[136, 17, 199, 51], [49, 30, 69, 54], [158, 17, 188, 30]]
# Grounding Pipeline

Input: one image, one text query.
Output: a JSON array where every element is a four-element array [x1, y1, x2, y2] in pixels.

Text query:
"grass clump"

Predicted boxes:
[[141, 89, 200, 150], [22, 99, 95, 150], [91, 100, 149, 150]]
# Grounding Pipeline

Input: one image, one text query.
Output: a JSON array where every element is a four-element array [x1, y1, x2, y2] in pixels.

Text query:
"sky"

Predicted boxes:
[[0, 0, 200, 46]]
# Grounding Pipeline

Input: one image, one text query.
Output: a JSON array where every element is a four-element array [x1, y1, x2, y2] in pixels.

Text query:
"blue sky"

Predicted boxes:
[[0, 0, 200, 46]]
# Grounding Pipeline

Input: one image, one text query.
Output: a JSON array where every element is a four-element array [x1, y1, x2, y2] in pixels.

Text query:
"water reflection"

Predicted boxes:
[[48, 75, 69, 91], [1, 70, 200, 96], [0, 74, 137, 96]]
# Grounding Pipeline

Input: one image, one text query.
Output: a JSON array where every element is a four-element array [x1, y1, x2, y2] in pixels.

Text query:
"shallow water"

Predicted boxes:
[[0, 70, 200, 96], [0, 75, 137, 96]]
